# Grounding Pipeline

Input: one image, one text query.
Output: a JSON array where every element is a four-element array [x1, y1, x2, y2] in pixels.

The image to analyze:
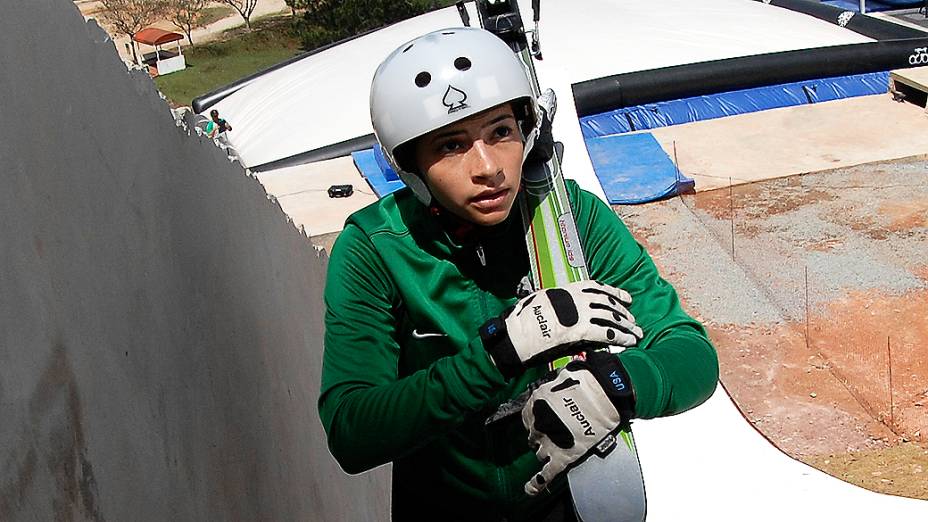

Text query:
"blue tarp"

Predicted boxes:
[[585, 133, 694, 205], [372, 144, 400, 182], [580, 72, 889, 137], [351, 147, 404, 197], [822, 0, 921, 11]]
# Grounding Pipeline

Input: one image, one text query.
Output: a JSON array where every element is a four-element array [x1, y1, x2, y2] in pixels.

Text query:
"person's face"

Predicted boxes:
[[414, 104, 524, 226], [210, 112, 219, 121]]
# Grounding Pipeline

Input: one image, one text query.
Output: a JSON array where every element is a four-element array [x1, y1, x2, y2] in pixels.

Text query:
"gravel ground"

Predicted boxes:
[[617, 197, 785, 326], [621, 159, 928, 325]]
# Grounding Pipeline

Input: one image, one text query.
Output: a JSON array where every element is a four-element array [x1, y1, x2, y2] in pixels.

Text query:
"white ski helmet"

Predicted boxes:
[[370, 27, 539, 205]]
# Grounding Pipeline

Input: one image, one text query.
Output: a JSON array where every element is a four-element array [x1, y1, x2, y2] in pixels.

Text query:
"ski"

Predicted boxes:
[[464, 1, 647, 520]]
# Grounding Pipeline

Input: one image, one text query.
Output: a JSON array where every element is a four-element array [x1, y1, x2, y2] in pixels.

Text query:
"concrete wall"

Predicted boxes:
[[0, 0, 390, 520]]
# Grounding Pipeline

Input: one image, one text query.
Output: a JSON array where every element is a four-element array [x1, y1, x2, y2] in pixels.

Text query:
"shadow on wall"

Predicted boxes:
[[0, 0, 389, 520]]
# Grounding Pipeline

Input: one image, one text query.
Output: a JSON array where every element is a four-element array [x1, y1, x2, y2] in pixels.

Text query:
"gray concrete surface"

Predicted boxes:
[[256, 157, 380, 237], [0, 0, 389, 520], [650, 94, 928, 193], [880, 8, 928, 32]]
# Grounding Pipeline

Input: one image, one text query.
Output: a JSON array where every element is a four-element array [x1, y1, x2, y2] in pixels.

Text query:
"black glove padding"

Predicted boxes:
[[521, 350, 636, 496], [479, 281, 643, 379]]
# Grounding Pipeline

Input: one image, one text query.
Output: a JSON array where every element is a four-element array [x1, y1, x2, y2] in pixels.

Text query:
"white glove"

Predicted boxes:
[[479, 281, 643, 379], [522, 351, 636, 496]]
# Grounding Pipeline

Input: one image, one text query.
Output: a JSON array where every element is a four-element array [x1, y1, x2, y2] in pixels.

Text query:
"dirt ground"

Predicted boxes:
[[617, 157, 928, 500], [802, 442, 928, 499]]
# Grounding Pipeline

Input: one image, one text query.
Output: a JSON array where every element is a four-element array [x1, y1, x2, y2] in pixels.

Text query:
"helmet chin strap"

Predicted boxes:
[[402, 170, 433, 206], [521, 125, 538, 166]]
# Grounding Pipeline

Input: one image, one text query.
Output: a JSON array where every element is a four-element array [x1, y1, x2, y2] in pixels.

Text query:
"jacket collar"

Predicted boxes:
[[425, 198, 521, 249]]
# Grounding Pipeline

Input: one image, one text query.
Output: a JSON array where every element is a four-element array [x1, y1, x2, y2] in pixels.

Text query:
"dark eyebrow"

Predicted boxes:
[[430, 129, 467, 142], [428, 114, 516, 143], [484, 114, 515, 128]]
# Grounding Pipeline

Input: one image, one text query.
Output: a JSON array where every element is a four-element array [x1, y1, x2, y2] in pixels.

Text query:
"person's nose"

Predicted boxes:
[[467, 140, 503, 183]]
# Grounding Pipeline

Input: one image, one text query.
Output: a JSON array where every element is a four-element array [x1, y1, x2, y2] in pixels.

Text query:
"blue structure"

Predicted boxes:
[[351, 146, 404, 197], [580, 72, 888, 136], [584, 133, 694, 205], [821, 0, 922, 12]]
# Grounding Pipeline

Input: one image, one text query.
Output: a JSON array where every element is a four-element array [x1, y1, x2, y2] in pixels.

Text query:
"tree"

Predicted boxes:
[[165, 0, 210, 45], [298, 0, 426, 49], [293, 1, 456, 51], [220, 0, 259, 30], [283, 0, 310, 18], [99, 0, 165, 64]]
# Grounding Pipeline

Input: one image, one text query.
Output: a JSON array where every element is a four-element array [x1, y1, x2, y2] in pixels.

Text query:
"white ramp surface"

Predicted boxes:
[[637, 390, 928, 520]]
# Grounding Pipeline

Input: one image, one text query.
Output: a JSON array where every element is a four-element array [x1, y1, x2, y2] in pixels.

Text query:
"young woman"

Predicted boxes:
[[319, 27, 718, 521]]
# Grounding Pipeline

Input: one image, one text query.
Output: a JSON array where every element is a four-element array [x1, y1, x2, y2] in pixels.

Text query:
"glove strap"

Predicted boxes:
[[479, 317, 521, 379], [584, 351, 636, 422]]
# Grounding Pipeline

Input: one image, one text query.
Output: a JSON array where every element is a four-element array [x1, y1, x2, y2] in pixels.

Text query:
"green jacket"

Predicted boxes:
[[319, 181, 718, 520]]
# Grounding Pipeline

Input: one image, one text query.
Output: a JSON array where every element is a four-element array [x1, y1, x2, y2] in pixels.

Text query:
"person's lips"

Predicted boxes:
[[470, 188, 509, 210]]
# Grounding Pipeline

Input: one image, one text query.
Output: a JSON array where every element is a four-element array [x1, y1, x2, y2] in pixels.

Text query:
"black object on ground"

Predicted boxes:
[[328, 184, 353, 198]]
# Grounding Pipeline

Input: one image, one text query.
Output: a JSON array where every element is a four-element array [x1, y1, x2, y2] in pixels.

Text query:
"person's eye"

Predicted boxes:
[[438, 141, 462, 154], [494, 125, 514, 139]]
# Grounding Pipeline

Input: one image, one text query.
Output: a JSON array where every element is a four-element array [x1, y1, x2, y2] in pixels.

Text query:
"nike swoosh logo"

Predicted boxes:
[[411, 329, 448, 339]]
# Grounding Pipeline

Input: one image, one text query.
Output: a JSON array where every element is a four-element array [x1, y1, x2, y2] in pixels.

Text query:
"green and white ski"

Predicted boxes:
[[521, 116, 647, 522], [466, 1, 647, 520]]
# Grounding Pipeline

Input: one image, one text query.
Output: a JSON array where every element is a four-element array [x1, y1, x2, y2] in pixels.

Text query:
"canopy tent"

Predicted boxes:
[[133, 27, 185, 76], [134, 28, 184, 46]]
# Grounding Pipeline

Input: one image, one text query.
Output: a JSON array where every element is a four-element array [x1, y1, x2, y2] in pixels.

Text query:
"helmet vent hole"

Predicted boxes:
[[454, 57, 472, 71], [414, 72, 431, 88], [403, 44, 414, 53], [442, 31, 455, 35]]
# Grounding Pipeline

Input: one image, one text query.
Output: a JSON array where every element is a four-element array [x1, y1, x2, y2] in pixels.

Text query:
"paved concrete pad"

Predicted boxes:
[[256, 156, 378, 236], [649, 94, 928, 192], [878, 8, 928, 32], [891, 65, 928, 94]]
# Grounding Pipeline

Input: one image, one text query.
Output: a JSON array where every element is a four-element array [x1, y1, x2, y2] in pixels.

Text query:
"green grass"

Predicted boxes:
[[153, 3, 462, 107], [154, 16, 302, 107], [199, 5, 236, 27]]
